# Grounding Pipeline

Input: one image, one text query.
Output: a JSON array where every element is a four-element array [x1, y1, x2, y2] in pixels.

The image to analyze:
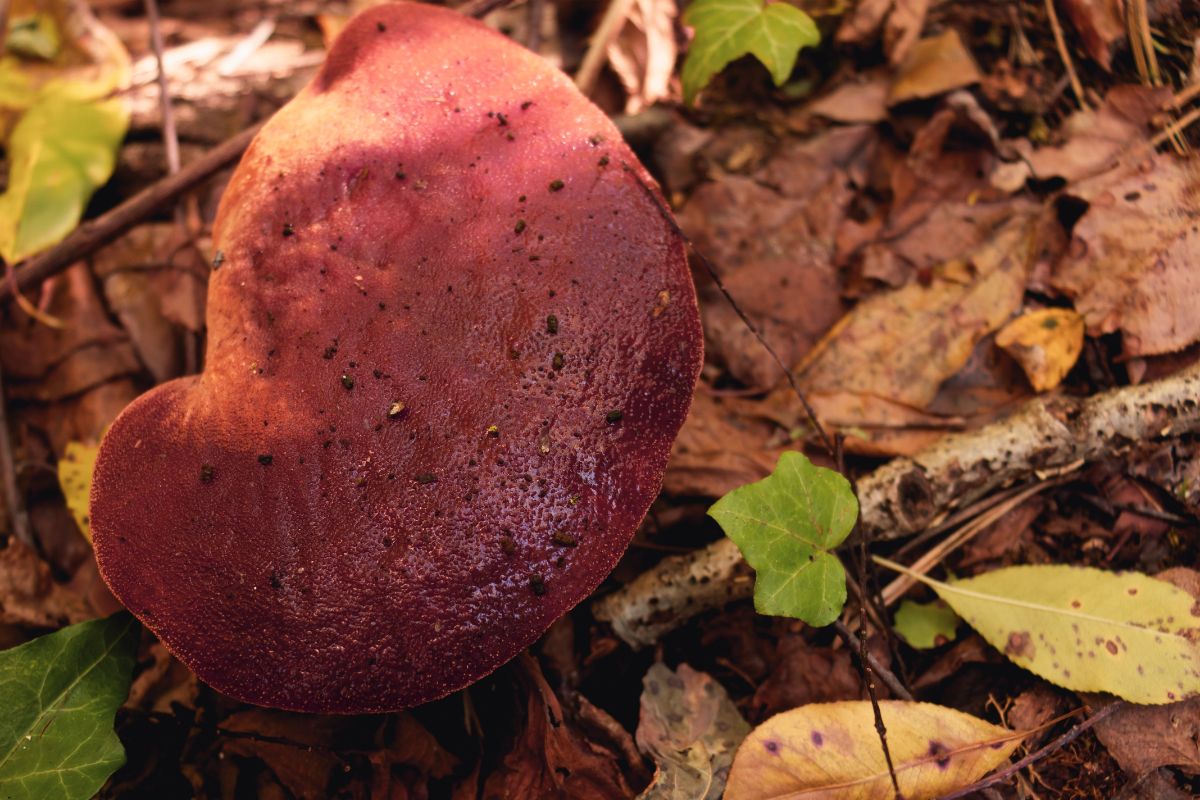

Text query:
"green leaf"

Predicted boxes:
[[681, 0, 820, 104], [876, 558, 1200, 705], [893, 599, 960, 649], [0, 613, 140, 800], [0, 94, 128, 263], [709, 451, 856, 626]]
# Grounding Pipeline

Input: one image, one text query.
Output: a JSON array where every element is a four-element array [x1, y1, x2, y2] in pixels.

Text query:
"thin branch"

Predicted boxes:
[[1044, 0, 1089, 111], [143, 0, 181, 177], [576, 0, 636, 95], [939, 702, 1122, 799], [3, 122, 263, 306], [0, 362, 31, 547]]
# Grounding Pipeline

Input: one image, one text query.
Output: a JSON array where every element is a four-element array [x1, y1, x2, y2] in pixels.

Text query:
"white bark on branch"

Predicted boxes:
[[594, 363, 1200, 648]]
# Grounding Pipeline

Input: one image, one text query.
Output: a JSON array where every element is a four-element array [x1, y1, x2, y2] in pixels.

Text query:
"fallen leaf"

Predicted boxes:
[[607, 0, 679, 114], [1060, 0, 1126, 70], [807, 71, 889, 123], [709, 451, 857, 626], [0, 613, 139, 800], [635, 662, 751, 799], [681, 0, 820, 104], [877, 558, 1200, 704], [665, 391, 782, 499], [221, 709, 345, 800], [1093, 697, 1200, 774], [799, 213, 1036, 409], [0, 0, 131, 262], [752, 635, 892, 717], [894, 599, 960, 649], [369, 713, 458, 800], [57, 440, 98, 543], [882, 0, 931, 66], [1023, 85, 1170, 183], [483, 655, 637, 799], [725, 700, 1025, 800], [995, 308, 1086, 392], [888, 30, 982, 105], [1052, 153, 1200, 358], [0, 539, 92, 627]]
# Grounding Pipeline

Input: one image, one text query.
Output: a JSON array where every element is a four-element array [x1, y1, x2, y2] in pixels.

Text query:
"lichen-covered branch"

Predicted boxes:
[[594, 363, 1200, 648]]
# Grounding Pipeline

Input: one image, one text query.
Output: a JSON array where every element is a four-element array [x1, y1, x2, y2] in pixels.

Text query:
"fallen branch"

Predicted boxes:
[[594, 362, 1200, 647]]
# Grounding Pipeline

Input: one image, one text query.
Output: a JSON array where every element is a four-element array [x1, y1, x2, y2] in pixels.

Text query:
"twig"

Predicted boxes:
[[0, 362, 31, 547], [939, 702, 1122, 799], [1044, 0, 1089, 111], [3, 122, 262, 306], [575, 0, 637, 96], [144, 0, 181, 177], [456, 0, 516, 19], [526, 0, 544, 53], [595, 362, 1200, 647], [832, 620, 913, 701]]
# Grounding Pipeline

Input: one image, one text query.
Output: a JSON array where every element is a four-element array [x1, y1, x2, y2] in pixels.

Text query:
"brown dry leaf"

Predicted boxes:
[[882, 0, 931, 66], [220, 709, 346, 800], [679, 127, 873, 387], [92, 223, 208, 383], [1022, 85, 1171, 184], [0, 263, 140, 402], [635, 662, 751, 800], [799, 213, 1036, 409], [370, 713, 458, 799], [483, 655, 636, 799], [753, 636, 890, 718], [995, 308, 1085, 392], [1093, 698, 1200, 775], [1061, 0, 1126, 70], [17, 378, 138, 456], [125, 641, 198, 713], [1052, 153, 1200, 358], [0, 538, 92, 627], [888, 30, 982, 105], [607, 0, 678, 114], [665, 391, 782, 498], [807, 71, 889, 124]]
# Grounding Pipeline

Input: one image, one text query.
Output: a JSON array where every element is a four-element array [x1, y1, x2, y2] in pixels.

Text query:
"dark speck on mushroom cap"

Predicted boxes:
[[89, 1, 702, 714]]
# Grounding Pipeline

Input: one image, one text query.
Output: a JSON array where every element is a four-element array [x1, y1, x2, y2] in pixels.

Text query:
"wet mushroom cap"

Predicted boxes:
[[89, 1, 703, 712]]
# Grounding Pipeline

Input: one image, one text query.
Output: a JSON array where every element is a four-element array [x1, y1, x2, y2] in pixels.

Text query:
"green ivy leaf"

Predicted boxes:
[[0, 613, 140, 800], [709, 451, 856, 626], [682, 0, 820, 104], [893, 599, 960, 649]]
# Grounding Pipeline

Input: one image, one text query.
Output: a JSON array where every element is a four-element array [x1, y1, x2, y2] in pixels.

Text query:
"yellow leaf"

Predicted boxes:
[[57, 440, 98, 542], [725, 700, 1024, 800], [0, 0, 131, 262], [995, 308, 1085, 392], [877, 558, 1200, 705]]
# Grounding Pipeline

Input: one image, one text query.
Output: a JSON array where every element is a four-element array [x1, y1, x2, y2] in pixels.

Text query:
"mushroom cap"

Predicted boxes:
[[90, 2, 702, 712]]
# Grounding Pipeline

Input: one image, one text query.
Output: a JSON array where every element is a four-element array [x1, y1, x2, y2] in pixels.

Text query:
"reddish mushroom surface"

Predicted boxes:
[[90, 2, 702, 712]]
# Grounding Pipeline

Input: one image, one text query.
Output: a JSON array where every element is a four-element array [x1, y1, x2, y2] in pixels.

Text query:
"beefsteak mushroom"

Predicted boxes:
[[90, 1, 703, 712]]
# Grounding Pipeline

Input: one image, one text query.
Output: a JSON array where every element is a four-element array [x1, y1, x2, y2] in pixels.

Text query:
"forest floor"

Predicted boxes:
[[2, 0, 1200, 798]]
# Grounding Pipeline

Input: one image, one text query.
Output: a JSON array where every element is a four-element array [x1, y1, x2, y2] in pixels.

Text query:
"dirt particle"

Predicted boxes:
[[549, 179, 564, 192], [552, 352, 565, 371], [282, 223, 295, 237], [487, 425, 500, 437], [200, 464, 215, 483], [500, 535, 516, 554], [606, 409, 624, 424], [552, 531, 577, 547], [415, 472, 438, 484], [546, 314, 558, 334], [515, 219, 526, 234], [258, 454, 274, 466], [212, 250, 225, 269], [388, 401, 406, 418], [341, 374, 355, 390], [530, 573, 546, 596]]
